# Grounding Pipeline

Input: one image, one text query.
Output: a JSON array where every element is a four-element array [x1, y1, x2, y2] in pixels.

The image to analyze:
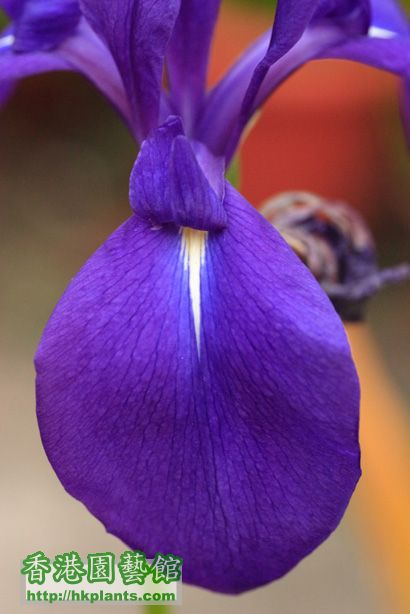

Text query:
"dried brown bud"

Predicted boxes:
[[261, 192, 410, 321]]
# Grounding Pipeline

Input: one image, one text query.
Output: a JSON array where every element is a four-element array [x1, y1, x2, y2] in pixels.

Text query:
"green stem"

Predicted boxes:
[[226, 154, 241, 190], [0, 9, 9, 27]]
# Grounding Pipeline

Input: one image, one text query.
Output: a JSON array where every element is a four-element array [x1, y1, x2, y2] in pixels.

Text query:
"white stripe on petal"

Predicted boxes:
[[0, 34, 15, 49], [181, 228, 207, 354], [368, 26, 397, 40]]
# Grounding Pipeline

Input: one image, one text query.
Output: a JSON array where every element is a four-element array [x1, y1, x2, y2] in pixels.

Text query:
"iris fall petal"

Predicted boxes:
[[36, 183, 360, 594]]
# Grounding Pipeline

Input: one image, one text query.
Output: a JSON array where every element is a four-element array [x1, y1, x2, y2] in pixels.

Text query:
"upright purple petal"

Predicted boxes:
[[198, 0, 409, 160], [197, 26, 343, 157], [197, 1, 370, 158], [234, 1, 370, 153], [36, 183, 360, 594], [130, 116, 227, 230], [167, 0, 221, 133], [229, 0, 321, 136], [255, 11, 410, 112], [79, 0, 181, 142]]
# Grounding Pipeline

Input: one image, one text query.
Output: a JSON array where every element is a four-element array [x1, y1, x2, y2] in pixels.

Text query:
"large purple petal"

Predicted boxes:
[[36, 183, 360, 593], [79, 0, 181, 142], [167, 0, 221, 133]]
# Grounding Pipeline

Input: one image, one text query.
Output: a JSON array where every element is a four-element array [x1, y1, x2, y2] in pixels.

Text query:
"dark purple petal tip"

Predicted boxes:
[[12, 0, 81, 53]]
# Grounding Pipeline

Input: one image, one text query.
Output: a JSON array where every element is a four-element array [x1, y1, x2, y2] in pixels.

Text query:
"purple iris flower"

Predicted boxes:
[[4, 0, 407, 594]]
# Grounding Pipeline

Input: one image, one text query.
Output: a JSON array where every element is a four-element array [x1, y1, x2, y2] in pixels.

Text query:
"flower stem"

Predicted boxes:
[[226, 154, 241, 190]]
